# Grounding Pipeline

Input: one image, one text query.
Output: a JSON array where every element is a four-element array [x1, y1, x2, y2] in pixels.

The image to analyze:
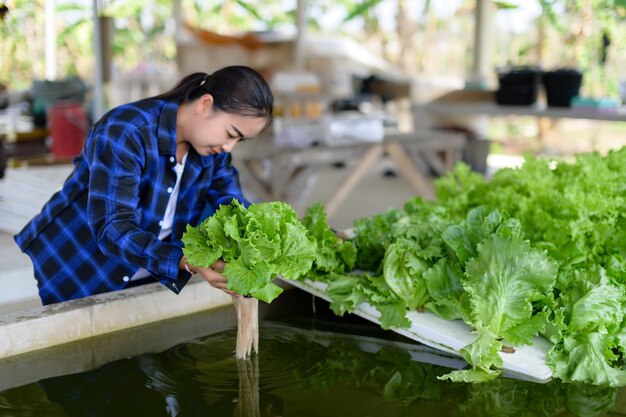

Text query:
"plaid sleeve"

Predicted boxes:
[[207, 152, 250, 209], [86, 120, 181, 280]]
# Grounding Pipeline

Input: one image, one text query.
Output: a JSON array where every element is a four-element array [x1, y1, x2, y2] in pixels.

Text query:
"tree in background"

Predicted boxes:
[[0, 0, 625, 97], [497, 0, 626, 96], [182, 0, 294, 33], [0, 0, 178, 89], [0, 0, 45, 88]]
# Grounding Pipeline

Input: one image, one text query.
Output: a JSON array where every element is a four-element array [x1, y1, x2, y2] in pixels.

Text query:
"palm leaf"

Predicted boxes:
[[56, 3, 88, 13], [343, 0, 385, 23], [493, 1, 519, 10], [236, 0, 266, 23]]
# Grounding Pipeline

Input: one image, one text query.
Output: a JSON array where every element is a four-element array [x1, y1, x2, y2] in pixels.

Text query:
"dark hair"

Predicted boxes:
[[153, 66, 273, 129]]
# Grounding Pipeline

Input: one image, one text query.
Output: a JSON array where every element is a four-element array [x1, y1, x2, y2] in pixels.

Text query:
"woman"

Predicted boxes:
[[15, 66, 273, 305]]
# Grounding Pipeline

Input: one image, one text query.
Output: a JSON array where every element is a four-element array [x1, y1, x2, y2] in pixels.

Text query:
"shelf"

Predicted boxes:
[[422, 102, 626, 123]]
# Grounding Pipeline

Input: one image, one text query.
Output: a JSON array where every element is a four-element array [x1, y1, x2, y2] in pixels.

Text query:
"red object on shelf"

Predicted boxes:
[[47, 101, 89, 158]]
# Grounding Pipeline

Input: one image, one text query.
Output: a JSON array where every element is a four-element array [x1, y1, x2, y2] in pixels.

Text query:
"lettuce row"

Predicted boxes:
[[301, 147, 626, 386], [303, 204, 558, 382]]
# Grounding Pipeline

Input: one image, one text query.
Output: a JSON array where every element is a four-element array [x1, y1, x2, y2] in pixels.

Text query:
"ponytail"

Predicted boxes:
[[151, 72, 208, 102]]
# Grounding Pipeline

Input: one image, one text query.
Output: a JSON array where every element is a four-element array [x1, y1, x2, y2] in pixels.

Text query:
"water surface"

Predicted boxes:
[[0, 293, 624, 417]]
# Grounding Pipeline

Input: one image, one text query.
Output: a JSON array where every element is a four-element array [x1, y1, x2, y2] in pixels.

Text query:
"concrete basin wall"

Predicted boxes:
[[0, 276, 233, 360]]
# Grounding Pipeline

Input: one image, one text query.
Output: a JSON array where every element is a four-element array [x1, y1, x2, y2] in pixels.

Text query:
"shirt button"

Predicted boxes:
[[122, 276, 130, 282], [167, 187, 173, 193], [158, 220, 163, 226], [169, 156, 175, 163]]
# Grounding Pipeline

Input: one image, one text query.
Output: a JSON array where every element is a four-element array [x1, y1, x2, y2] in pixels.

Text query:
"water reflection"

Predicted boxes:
[[234, 357, 260, 417], [0, 321, 623, 417]]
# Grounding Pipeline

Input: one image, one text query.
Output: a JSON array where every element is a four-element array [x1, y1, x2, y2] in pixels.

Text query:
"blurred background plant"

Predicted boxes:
[[0, 0, 625, 96]]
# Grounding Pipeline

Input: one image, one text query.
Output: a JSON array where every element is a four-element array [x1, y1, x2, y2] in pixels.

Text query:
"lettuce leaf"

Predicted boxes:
[[353, 207, 406, 272], [439, 209, 558, 381], [423, 258, 470, 322], [547, 267, 626, 386], [382, 240, 429, 310], [301, 203, 356, 279]]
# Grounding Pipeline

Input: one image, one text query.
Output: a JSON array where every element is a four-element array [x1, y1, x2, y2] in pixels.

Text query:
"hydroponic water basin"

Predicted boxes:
[[1, 289, 625, 417]]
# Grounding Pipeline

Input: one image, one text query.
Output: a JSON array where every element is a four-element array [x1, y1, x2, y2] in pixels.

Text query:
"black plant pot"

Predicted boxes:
[[542, 69, 583, 107], [495, 66, 542, 106]]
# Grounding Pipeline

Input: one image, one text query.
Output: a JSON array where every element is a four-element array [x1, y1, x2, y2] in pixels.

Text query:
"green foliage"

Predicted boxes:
[[183, 0, 294, 32], [2, 0, 624, 98], [182, 200, 315, 303], [0, 0, 42, 87], [343, 0, 385, 23], [301, 203, 356, 281], [493, 1, 520, 10], [301, 147, 626, 387]]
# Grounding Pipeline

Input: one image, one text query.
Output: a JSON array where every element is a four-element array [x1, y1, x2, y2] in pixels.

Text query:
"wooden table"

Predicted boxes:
[[0, 112, 54, 166], [0, 128, 59, 168], [234, 129, 466, 216]]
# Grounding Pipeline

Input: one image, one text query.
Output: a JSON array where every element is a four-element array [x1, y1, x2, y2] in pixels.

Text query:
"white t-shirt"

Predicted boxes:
[[131, 153, 187, 281]]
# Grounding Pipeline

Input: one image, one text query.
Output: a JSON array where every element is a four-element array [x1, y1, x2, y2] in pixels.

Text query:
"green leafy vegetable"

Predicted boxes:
[[182, 200, 315, 303], [301, 203, 356, 280], [297, 147, 626, 386]]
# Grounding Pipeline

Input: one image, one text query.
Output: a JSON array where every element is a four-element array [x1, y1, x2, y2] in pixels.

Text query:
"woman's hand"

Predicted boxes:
[[182, 257, 241, 298]]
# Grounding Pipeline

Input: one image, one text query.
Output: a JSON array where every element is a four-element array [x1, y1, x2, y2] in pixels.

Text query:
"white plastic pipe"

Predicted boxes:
[[92, 0, 105, 121]]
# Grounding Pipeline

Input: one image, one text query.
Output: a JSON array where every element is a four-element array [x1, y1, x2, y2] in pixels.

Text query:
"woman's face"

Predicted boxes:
[[184, 94, 267, 156]]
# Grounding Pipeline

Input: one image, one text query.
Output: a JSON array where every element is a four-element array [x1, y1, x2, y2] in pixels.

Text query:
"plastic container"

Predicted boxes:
[[324, 114, 384, 146], [495, 66, 542, 106], [47, 100, 89, 158], [570, 96, 620, 111], [542, 69, 583, 107]]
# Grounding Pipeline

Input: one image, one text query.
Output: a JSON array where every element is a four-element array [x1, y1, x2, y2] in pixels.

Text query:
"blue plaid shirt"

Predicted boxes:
[[15, 98, 249, 304]]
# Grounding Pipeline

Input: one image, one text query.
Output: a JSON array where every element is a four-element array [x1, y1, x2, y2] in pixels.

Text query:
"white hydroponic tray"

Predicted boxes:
[[283, 278, 553, 384]]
